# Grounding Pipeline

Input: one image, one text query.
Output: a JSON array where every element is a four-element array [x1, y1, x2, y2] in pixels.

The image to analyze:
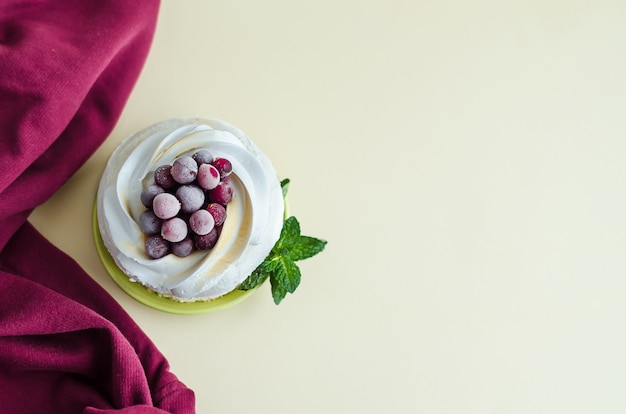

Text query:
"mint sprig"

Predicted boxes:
[[239, 179, 327, 304]]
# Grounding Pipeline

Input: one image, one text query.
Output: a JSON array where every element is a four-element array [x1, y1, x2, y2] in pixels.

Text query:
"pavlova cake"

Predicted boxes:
[[96, 117, 325, 306]]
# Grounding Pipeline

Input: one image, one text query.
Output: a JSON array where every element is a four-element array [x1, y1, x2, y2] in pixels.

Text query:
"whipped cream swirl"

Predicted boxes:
[[97, 117, 284, 301]]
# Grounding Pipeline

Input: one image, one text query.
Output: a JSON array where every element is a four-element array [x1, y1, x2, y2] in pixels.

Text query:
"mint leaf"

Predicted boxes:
[[270, 274, 288, 305], [239, 266, 270, 290], [269, 256, 301, 304], [290, 235, 327, 261], [273, 216, 300, 253], [275, 256, 301, 293], [237, 181, 326, 304], [240, 258, 282, 290]]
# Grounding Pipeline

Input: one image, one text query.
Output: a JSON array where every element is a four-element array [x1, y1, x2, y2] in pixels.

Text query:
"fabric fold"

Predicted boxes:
[[0, 1, 196, 412], [0, 0, 158, 249]]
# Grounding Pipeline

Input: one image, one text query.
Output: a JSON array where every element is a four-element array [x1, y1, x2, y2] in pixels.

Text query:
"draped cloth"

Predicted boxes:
[[0, 1, 196, 412]]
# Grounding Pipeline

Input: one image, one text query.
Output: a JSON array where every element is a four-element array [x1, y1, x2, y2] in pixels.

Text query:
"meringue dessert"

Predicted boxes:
[[96, 117, 284, 302]]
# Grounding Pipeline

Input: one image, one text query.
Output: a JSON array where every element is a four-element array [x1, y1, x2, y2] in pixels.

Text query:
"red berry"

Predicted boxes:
[[145, 235, 170, 259], [139, 210, 162, 235], [197, 163, 220, 190], [189, 209, 215, 235], [175, 184, 205, 213], [192, 150, 214, 166], [152, 193, 180, 219], [171, 237, 195, 257], [207, 180, 232, 205], [154, 165, 176, 189], [194, 228, 218, 250], [161, 217, 188, 242], [140, 184, 165, 208], [212, 157, 232, 178], [171, 156, 198, 184], [206, 203, 227, 226]]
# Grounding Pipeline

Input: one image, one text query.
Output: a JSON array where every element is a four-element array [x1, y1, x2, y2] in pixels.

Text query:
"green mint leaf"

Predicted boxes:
[[239, 267, 270, 290], [270, 275, 288, 304], [239, 260, 277, 290], [290, 236, 327, 261], [276, 257, 301, 293], [273, 216, 300, 254], [270, 256, 302, 304], [237, 178, 327, 304], [280, 178, 290, 198]]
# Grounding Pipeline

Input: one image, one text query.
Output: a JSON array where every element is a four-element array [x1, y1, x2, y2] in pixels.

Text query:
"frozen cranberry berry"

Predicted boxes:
[[206, 203, 227, 226], [194, 227, 218, 250], [145, 235, 170, 259], [152, 193, 180, 219], [189, 209, 215, 235], [175, 184, 205, 213], [208, 180, 233, 205], [138, 210, 162, 235], [154, 165, 176, 189], [197, 163, 220, 190], [212, 157, 232, 178], [192, 150, 214, 166], [161, 217, 188, 243], [171, 156, 198, 184], [171, 237, 195, 257], [140, 184, 165, 208]]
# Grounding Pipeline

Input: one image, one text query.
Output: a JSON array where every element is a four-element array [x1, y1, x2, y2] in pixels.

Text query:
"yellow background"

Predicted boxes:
[[32, 1, 626, 412]]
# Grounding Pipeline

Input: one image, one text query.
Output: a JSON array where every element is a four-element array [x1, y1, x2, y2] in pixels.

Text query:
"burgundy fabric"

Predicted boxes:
[[0, 1, 196, 413]]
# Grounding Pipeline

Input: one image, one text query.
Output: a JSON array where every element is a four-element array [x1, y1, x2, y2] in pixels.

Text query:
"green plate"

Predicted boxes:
[[92, 202, 259, 315]]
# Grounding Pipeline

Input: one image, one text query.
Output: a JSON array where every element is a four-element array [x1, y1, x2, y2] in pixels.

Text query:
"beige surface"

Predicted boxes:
[[30, 1, 626, 413]]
